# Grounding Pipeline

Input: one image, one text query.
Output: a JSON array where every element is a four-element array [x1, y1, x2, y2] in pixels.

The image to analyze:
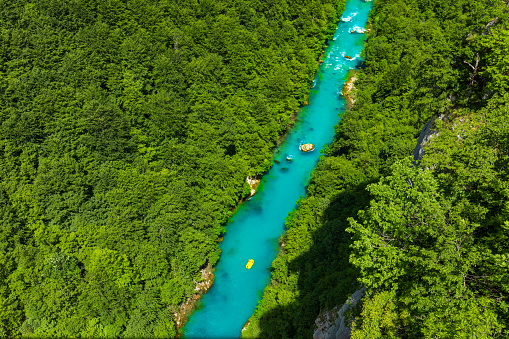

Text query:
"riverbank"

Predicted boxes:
[[175, 264, 215, 334], [307, 59, 362, 339], [343, 70, 358, 109], [273, 44, 329, 150]]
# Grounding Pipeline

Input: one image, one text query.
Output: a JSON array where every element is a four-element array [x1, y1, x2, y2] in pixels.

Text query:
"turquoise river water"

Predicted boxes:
[[183, 0, 372, 337]]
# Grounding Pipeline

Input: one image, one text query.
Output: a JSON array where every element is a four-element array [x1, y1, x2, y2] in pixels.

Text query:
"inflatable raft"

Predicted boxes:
[[246, 259, 254, 269]]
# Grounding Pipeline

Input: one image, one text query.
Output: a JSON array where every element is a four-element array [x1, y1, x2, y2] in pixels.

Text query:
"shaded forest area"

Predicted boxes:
[[0, 0, 347, 337], [244, 0, 509, 337]]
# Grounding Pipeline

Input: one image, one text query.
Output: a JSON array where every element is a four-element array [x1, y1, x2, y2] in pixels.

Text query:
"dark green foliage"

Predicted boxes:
[[0, 0, 345, 336]]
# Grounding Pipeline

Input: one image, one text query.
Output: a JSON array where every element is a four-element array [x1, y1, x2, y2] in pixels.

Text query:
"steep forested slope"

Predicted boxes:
[[244, 0, 509, 338], [0, 0, 346, 337], [350, 101, 509, 338]]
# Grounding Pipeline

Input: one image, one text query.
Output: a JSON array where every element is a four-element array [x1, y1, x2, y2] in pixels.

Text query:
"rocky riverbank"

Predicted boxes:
[[175, 264, 215, 333], [342, 70, 358, 109]]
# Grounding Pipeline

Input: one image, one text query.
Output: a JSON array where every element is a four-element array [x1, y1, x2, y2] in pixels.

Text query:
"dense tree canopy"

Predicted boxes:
[[0, 0, 346, 337], [2, 0, 508, 336], [350, 104, 509, 336]]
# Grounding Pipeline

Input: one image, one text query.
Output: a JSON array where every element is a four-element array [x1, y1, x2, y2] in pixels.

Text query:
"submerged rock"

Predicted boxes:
[[349, 27, 366, 34], [299, 143, 315, 152]]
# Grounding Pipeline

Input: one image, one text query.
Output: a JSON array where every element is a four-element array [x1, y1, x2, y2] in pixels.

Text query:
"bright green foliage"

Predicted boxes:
[[247, 0, 509, 337], [350, 102, 509, 336], [351, 291, 401, 339], [348, 158, 505, 337], [346, 0, 509, 336], [0, 0, 346, 336], [478, 28, 509, 93]]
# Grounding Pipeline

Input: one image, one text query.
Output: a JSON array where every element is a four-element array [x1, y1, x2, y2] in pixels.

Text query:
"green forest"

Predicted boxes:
[[244, 0, 509, 338], [0, 0, 345, 337], [2, 0, 509, 338]]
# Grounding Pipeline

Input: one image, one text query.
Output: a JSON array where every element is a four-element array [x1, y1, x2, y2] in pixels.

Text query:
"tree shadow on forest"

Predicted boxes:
[[250, 181, 373, 338]]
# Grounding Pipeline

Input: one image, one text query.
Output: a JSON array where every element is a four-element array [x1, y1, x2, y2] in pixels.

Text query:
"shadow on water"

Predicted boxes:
[[251, 180, 374, 338]]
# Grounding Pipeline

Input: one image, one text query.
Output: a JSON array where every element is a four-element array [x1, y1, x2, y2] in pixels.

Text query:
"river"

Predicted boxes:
[[183, 0, 372, 337]]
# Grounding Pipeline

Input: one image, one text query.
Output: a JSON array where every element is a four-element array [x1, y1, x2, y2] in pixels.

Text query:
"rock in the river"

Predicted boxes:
[[349, 27, 366, 34], [299, 143, 315, 152]]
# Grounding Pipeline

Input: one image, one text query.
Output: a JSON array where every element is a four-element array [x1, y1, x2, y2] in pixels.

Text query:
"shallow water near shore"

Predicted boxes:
[[183, 1, 372, 337]]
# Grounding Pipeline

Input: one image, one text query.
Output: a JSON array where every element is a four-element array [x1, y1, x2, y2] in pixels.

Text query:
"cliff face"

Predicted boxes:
[[313, 288, 365, 339], [413, 107, 455, 162], [412, 118, 437, 162]]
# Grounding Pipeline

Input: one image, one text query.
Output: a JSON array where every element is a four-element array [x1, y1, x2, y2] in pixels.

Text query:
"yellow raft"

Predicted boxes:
[[246, 259, 255, 269]]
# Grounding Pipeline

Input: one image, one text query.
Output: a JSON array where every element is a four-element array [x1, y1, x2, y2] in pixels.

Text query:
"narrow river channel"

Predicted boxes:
[[183, 1, 372, 337]]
